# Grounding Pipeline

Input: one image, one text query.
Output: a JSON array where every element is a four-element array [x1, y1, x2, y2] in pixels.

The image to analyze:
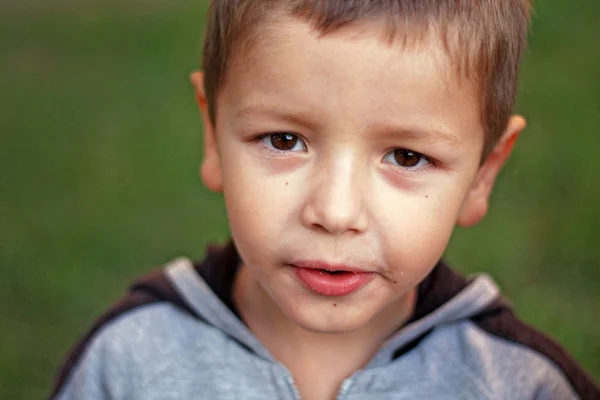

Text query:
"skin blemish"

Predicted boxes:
[[425, 195, 429, 198], [285, 181, 289, 186], [393, 281, 397, 284], [333, 303, 337, 307]]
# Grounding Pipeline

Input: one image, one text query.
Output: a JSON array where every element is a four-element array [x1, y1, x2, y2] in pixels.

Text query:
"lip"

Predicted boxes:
[[291, 260, 375, 297], [292, 260, 370, 273]]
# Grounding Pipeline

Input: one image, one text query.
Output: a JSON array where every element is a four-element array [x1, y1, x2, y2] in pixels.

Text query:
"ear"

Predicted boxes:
[[191, 71, 223, 192], [457, 115, 526, 227]]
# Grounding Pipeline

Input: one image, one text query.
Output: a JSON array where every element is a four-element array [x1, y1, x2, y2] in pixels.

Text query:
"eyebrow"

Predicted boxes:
[[235, 104, 319, 131], [381, 124, 462, 147]]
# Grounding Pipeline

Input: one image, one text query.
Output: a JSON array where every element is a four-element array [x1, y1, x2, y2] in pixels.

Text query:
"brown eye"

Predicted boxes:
[[391, 149, 426, 168], [270, 133, 300, 151]]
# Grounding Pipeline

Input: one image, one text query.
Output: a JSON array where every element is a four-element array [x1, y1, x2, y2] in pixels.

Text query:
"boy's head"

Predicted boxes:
[[192, 0, 531, 334]]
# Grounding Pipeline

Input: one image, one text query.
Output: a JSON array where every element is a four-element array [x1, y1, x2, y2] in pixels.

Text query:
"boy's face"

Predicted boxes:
[[194, 18, 523, 333]]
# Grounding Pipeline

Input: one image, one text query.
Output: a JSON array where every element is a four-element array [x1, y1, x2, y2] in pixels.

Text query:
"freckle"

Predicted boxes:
[[333, 303, 337, 307], [393, 281, 397, 284], [425, 195, 429, 198]]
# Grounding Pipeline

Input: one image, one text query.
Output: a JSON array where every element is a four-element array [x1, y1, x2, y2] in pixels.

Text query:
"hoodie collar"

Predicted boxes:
[[164, 242, 503, 366]]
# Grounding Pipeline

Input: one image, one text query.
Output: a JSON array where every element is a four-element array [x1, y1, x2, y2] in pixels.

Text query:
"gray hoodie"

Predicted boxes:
[[52, 243, 598, 399]]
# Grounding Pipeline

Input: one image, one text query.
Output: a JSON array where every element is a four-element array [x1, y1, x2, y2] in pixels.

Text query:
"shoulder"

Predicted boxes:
[[53, 301, 230, 400], [51, 264, 225, 399], [472, 300, 598, 399], [86, 302, 213, 358], [77, 301, 223, 373], [430, 301, 599, 399]]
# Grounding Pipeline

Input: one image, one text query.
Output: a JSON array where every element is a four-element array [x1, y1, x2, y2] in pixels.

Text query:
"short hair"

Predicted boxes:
[[202, 0, 533, 156]]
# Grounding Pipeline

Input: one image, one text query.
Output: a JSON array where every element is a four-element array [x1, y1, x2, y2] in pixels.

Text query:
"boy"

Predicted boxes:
[[52, 0, 599, 399]]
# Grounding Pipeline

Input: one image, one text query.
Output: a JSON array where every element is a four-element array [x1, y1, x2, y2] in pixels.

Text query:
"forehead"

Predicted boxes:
[[219, 16, 483, 146]]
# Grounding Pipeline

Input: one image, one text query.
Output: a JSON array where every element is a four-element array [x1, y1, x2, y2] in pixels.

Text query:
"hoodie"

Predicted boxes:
[[51, 242, 599, 399]]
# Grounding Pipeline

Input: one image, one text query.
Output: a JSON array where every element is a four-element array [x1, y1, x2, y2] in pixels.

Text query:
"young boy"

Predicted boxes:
[[51, 1, 599, 399]]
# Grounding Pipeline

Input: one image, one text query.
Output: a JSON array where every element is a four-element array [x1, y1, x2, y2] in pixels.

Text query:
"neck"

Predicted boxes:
[[233, 264, 416, 374]]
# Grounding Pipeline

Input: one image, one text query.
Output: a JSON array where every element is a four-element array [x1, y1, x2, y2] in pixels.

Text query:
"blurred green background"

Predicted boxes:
[[1, 0, 598, 398]]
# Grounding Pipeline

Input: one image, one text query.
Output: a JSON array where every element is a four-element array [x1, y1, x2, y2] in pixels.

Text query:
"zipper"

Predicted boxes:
[[336, 378, 354, 400], [282, 367, 354, 400], [285, 375, 302, 400]]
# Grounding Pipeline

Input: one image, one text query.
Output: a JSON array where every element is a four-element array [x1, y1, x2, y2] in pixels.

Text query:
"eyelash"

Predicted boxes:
[[254, 132, 308, 155], [382, 149, 436, 176], [254, 132, 437, 174]]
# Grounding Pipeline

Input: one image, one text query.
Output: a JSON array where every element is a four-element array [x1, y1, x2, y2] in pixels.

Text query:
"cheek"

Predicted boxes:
[[375, 182, 467, 278], [220, 143, 308, 225], [220, 151, 297, 268], [223, 176, 270, 258]]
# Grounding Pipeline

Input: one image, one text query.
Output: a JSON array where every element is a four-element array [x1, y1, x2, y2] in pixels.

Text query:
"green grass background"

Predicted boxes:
[[1, 0, 598, 397]]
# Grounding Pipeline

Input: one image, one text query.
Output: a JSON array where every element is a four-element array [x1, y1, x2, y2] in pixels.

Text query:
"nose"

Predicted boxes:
[[301, 152, 369, 235]]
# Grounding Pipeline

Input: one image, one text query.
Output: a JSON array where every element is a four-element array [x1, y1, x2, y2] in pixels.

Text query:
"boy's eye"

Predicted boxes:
[[261, 133, 307, 152], [384, 148, 429, 168]]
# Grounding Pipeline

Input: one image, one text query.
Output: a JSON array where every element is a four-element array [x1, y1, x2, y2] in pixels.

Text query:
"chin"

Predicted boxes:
[[285, 301, 373, 334], [295, 319, 366, 335]]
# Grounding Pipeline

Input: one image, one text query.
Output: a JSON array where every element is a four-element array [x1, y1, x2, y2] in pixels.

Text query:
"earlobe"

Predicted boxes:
[[191, 71, 223, 192], [457, 115, 526, 228], [457, 196, 488, 228]]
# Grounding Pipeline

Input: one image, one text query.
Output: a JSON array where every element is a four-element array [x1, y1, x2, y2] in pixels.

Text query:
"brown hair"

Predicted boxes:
[[202, 0, 532, 155]]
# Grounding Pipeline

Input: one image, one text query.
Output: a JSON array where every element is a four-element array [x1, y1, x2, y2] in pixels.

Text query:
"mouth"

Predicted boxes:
[[321, 270, 350, 275], [292, 260, 370, 273], [290, 261, 375, 297]]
